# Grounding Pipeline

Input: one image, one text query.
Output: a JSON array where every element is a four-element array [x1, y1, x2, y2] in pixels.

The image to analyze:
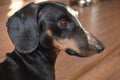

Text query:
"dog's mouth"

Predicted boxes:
[[65, 48, 95, 57], [65, 44, 104, 57], [65, 42, 104, 57]]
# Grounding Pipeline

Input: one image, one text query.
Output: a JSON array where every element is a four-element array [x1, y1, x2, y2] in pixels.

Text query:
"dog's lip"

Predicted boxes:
[[65, 48, 96, 57]]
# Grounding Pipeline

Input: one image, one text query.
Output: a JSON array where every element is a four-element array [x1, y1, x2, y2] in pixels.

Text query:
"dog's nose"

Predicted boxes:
[[96, 43, 105, 53], [86, 32, 105, 53]]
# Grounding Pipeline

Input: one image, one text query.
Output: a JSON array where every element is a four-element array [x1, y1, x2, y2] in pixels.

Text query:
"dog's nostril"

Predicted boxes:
[[96, 43, 105, 53]]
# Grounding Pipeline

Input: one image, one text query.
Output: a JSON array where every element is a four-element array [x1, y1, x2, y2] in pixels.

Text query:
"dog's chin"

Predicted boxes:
[[65, 49, 96, 57]]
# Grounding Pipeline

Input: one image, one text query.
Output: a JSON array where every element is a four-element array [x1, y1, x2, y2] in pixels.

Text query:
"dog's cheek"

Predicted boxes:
[[52, 40, 62, 55], [53, 39, 82, 54]]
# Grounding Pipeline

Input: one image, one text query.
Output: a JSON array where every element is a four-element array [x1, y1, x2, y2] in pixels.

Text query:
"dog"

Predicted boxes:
[[0, 1, 105, 80]]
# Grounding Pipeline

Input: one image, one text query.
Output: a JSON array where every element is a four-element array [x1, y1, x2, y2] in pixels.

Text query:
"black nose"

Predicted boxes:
[[96, 43, 105, 53]]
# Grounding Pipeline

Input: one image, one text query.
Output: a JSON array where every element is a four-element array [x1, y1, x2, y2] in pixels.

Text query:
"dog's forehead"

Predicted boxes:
[[66, 6, 78, 18]]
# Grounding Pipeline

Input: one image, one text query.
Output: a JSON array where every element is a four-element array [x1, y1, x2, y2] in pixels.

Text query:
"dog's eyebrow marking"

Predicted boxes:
[[47, 29, 52, 36]]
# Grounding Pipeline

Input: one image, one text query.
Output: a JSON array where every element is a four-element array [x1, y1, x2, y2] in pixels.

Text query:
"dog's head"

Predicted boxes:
[[6, 2, 104, 57]]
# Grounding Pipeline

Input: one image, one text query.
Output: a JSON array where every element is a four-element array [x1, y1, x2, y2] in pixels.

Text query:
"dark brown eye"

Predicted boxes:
[[60, 19, 68, 27]]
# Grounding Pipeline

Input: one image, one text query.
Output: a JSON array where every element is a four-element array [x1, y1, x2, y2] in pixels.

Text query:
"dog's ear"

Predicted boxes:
[[6, 2, 40, 54]]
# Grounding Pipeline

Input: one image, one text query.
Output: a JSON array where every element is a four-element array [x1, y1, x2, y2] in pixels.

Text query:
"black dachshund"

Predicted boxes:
[[0, 1, 104, 80]]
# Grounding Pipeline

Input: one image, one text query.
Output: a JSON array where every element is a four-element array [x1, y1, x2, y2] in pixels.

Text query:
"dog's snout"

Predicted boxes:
[[86, 32, 105, 54]]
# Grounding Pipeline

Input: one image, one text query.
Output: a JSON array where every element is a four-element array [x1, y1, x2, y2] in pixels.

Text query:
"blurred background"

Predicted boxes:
[[0, 0, 120, 80]]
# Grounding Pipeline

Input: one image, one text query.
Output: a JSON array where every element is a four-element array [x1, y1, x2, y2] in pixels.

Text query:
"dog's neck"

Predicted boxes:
[[37, 45, 58, 66], [8, 48, 56, 80], [13, 46, 58, 66]]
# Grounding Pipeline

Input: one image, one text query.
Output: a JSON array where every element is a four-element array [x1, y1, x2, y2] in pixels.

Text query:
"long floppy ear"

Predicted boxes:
[[6, 2, 39, 54]]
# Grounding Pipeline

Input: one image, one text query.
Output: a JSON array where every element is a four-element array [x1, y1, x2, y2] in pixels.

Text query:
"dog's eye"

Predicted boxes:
[[59, 19, 68, 27]]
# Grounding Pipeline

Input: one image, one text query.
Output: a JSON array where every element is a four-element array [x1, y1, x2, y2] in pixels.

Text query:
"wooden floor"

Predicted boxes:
[[0, 0, 120, 80]]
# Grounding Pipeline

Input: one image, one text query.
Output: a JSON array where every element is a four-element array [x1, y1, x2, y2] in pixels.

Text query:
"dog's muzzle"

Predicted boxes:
[[65, 30, 105, 57]]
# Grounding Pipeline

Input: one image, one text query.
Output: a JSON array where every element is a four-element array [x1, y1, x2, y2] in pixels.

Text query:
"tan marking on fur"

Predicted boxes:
[[47, 29, 52, 37], [53, 40, 62, 55], [53, 39, 81, 54]]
